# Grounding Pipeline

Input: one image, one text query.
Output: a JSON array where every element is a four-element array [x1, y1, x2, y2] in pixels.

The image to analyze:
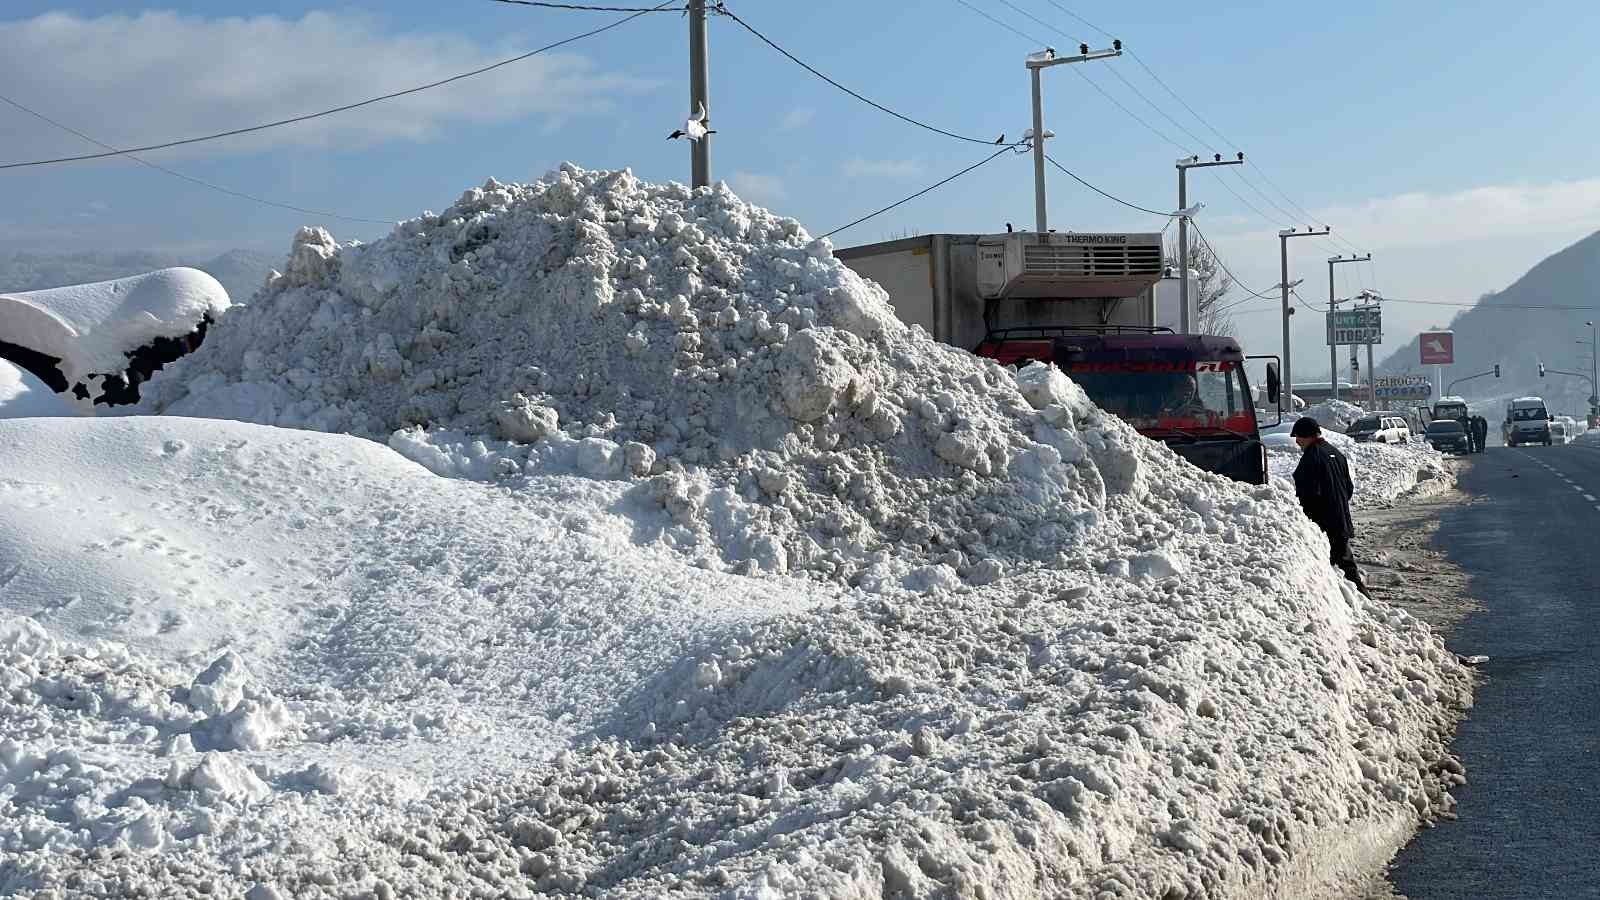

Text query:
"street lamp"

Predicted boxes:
[[1279, 227, 1333, 413], [1585, 321, 1599, 420], [1026, 41, 1122, 234], [1176, 153, 1245, 334], [1327, 253, 1371, 401]]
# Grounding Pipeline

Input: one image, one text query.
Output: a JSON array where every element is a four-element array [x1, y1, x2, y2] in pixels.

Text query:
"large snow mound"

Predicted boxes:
[[1, 415, 1470, 898], [140, 166, 1145, 590], [0, 267, 229, 386], [0, 359, 79, 418]]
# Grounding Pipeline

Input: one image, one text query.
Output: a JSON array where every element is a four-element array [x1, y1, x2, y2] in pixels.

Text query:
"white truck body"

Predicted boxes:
[[835, 231, 1175, 350]]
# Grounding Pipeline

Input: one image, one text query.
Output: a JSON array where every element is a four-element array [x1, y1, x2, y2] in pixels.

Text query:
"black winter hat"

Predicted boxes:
[[1290, 417, 1322, 438]]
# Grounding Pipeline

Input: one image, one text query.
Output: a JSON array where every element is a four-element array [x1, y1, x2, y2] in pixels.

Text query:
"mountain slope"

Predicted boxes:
[[1379, 229, 1600, 415]]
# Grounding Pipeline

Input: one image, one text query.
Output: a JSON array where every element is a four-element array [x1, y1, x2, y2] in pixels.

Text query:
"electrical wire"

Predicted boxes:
[[1043, 155, 1170, 216], [1188, 220, 1274, 304], [950, 0, 1043, 46], [0, 2, 672, 170], [485, 0, 681, 8], [1033, 0, 1374, 255], [1380, 297, 1600, 311], [721, 5, 1007, 147], [820, 145, 1016, 239], [0, 93, 394, 225]]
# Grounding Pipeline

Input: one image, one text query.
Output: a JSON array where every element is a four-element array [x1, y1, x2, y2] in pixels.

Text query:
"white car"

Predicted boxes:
[[1346, 414, 1410, 445]]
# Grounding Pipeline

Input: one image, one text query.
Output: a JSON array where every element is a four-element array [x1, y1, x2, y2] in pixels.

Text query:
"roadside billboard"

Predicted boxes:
[[1420, 331, 1454, 365]]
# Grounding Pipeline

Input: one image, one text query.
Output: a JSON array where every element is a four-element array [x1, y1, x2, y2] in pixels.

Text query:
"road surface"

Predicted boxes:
[[1386, 431, 1600, 898]]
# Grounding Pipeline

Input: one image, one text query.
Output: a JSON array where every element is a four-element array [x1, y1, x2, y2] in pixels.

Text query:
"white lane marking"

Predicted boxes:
[[1586, 494, 1598, 502]]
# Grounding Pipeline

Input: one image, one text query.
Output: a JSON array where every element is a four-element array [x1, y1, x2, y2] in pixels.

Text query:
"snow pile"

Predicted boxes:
[[1266, 426, 1449, 508], [0, 166, 1473, 896], [139, 166, 1129, 589], [1301, 399, 1366, 433], [0, 267, 229, 388], [0, 359, 79, 418], [1, 417, 1470, 899]]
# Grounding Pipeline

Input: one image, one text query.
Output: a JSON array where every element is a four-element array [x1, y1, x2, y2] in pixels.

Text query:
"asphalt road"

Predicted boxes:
[[1388, 431, 1600, 899]]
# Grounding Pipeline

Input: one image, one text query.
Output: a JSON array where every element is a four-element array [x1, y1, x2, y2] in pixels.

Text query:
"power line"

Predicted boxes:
[[821, 145, 1017, 239], [1043, 154, 1169, 216], [0, 93, 393, 225], [950, 0, 1043, 46], [1381, 297, 1600, 312], [719, 5, 1003, 147], [1034, 0, 1373, 254], [0, 2, 671, 171], [1189, 220, 1273, 304], [485, 0, 681, 8]]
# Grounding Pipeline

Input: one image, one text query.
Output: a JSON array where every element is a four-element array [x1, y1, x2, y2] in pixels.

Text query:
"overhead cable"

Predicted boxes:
[[0, 93, 394, 225], [0, 1, 672, 170], [485, 0, 681, 9], [821, 145, 1017, 239], [719, 5, 1004, 147], [1043, 155, 1171, 216]]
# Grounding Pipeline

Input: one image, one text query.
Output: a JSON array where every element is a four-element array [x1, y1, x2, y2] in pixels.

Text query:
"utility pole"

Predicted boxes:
[[1327, 253, 1371, 401], [1587, 321, 1599, 423], [1278, 227, 1332, 413], [1362, 290, 1382, 410], [688, 0, 711, 188], [1176, 153, 1244, 334], [1027, 41, 1121, 234]]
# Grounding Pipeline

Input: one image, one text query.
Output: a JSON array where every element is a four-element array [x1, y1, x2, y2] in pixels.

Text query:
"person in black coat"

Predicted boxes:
[[1291, 417, 1369, 594]]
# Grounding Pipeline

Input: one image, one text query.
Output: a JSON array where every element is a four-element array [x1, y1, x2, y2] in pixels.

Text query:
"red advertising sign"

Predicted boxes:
[[1420, 331, 1455, 365]]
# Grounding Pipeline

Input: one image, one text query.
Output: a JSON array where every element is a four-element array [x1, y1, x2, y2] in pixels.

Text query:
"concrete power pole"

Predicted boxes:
[[689, 0, 711, 188], [1327, 253, 1371, 401], [1176, 153, 1244, 335], [1026, 41, 1122, 234], [1278, 227, 1332, 413]]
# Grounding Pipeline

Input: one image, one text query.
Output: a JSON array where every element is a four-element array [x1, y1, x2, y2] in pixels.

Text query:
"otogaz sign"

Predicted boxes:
[[1420, 331, 1454, 365]]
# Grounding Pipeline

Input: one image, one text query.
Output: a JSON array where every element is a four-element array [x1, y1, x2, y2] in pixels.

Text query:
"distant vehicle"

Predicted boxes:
[[1551, 421, 1571, 444], [1504, 396, 1553, 447], [1425, 419, 1471, 454], [1347, 414, 1410, 444]]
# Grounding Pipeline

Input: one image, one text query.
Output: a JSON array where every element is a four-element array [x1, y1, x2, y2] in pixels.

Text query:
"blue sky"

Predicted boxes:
[[3, 0, 1600, 370]]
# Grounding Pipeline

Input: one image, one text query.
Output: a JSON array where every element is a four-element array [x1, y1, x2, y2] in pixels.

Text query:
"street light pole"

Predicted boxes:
[[1176, 153, 1244, 334], [1588, 322, 1599, 422], [1027, 41, 1122, 234], [1327, 253, 1370, 402], [1279, 227, 1333, 413]]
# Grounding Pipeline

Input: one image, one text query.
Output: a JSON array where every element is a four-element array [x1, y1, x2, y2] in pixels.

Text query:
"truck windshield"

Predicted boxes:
[[1065, 360, 1252, 431], [1511, 407, 1547, 421], [1435, 405, 1467, 419]]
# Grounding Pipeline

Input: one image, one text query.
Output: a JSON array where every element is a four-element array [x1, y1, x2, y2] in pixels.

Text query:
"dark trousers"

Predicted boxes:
[[1329, 536, 1368, 595]]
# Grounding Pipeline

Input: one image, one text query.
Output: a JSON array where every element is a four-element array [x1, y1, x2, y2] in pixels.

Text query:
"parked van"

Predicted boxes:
[[1504, 397, 1553, 447]]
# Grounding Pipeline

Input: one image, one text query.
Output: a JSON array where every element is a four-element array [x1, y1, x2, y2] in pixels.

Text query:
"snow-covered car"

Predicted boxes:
[[1425, 420, 1471, 454], [1347, 415, 1410, 444]]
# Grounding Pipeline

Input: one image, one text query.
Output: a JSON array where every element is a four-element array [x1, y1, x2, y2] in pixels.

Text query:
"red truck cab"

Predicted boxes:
[[977, 327, 1281, 484]]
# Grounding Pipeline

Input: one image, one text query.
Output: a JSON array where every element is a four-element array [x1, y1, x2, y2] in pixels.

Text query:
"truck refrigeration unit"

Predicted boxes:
[[838, 231, 1281, 484]]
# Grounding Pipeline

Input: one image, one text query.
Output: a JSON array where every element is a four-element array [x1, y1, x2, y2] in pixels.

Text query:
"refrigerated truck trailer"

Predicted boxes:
[[837, 231, 1281, 484], [834, 231, 1193, 349]]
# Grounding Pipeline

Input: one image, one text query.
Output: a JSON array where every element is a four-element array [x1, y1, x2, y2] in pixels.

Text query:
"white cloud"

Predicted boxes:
[[843, 158, 927, 179], [1207, 177, 1600, 251], [779, 107, 815, 130], [0, 11, 652, 161], [726, 172, 786, 207]]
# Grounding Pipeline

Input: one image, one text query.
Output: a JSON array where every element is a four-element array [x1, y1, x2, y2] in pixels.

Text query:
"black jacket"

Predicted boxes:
[[1293, 438, 1355, 541]]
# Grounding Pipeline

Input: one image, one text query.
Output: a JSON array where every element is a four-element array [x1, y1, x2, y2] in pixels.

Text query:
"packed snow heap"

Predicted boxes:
[[4, 165, 1470, 898]]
